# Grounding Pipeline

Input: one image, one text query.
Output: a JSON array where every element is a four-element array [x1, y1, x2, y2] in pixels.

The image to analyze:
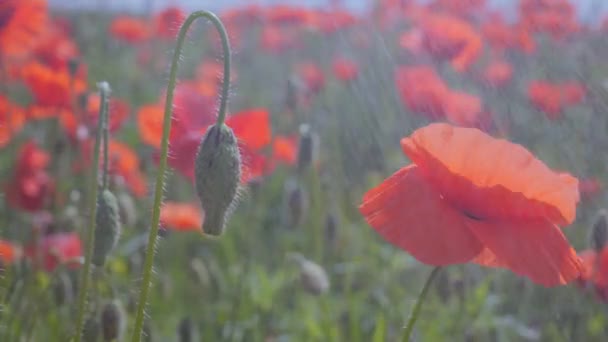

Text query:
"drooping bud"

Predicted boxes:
[[194, 123, 241, 236], [288, 253, 330, 296], [590, 209, 608, 252], [101, 300, 126, 342], [178, 317, 199, 342], [297, 124, 318, 173], [93, 189, 121, 266], [283, 178, 308, 228]]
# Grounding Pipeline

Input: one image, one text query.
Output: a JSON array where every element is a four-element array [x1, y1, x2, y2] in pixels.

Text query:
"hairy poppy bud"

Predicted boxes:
[[101, 300, 126, 342], [297, 124, 318, 173], [283, 178, 308, 228], [194, 123, 241, 236], [178, 317, 199, 342], [93, 190, 121, 266], [591, 209, 608, 252], [288, 253, 330, 296]]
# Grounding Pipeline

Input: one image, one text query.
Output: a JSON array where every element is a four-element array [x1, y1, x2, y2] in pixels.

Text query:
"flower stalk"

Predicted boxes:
[[74, 81, 111, 342], [402, 266, 442, 342], [130, 10, 232, 342]]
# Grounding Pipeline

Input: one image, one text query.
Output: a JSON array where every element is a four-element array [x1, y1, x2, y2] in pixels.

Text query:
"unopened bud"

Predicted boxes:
[[591, 209, 608, 252], [194, 123, 241, 236], [288, 253, 330, 295], [93, 190, 122, 266], [53, 271, 74, 306], [283, 178, 308, 228], [101, 300, 126, 342], [297, 124, 318, 173], [178, 317, 199, 342]]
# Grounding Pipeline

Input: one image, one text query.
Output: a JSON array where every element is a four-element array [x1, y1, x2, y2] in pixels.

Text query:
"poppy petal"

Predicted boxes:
[[467, 219, 583, 287], [360, 165, 483, 265], [401, 123, 579, 225]]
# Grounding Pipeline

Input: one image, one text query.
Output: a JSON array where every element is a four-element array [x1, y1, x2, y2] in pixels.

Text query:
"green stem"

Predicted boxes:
[[130, 11, 232, 342], [73, 82, 111, 342], [101, 87, 110, 190], [402, 266, 441, 342]]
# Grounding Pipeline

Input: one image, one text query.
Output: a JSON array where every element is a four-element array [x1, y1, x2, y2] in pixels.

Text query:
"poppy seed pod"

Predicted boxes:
[[93, 189, 121, 266], [194, 123, 241, 236], [288, 253, 330, 296], [101, 300, 126, 342], [590, 210, 608, 252]]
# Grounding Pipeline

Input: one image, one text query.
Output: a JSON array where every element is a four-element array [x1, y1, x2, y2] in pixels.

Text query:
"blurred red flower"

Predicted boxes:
[[0, 0, 47, 57], [6, 141, 54, 212], [578, 247, 608, 300], [360, 123, 582, 286], [110, 16, 150, 44], [332, 57, 359, 82], [153, 6, 185, 39], [483, 59, 513, 88], [160, 202, 203, 231], [26, 232, 82, 272], [296, 62, 325, 94], [22, 62, 86, 109], [0, 239, 21, 265], [528, 80, 586, 119], [0, 96, 26, 148]]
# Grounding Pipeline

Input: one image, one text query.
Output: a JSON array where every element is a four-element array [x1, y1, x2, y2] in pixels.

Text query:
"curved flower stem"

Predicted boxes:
[[102, 87, 110, 190], [130, 11, 232, 342], [74, 81, 111, 342], [402, 266, 442, 342]]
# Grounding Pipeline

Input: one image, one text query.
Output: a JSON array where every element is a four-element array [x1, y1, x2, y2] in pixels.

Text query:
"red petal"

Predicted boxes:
[[360, 165, 483, 265], [467, 219, 583, 287], [401, 123, 579, 225], [227, 108, 272, 150]]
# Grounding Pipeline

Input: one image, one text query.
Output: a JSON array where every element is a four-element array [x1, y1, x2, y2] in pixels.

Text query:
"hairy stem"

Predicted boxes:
[[130, 10, 232, 342]]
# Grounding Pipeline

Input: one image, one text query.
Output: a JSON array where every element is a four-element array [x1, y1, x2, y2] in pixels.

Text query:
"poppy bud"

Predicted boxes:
[[194, 123, 241, 236], [324, 213, 338, 248], [101, 300, 126, 342], [283, 178, 308, 228], [178, 317, 199, 342], [93, 190, 121, 266], [53, 271, 74, 306], [590, 209, 608, 252], [288, 253, 330, 296], [297, 124, 318, 173], [82, 314, 100, 342]]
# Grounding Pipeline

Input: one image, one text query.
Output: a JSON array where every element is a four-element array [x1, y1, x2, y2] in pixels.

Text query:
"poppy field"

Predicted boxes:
[[3, 0, 608, 341]]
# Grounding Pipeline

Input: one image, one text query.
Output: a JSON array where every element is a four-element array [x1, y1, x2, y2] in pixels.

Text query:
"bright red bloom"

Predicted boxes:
[[0, 96, 26, 148], [272, 136, 297, 165], [0, 239, 21, 265], [6, 141, 54, 212], [160, 202, 203, 231], [332, 57, 359, 82], [296, 62, 325, 94], [528, 80, 586, 119], [26, 232, 82, 272], [109, 16, 150, 43], [260, 25, 300, 53], [417, 13, 482, 72], [482, 13, 535, 53], [0, 0, 47, 57], [360, 123, 582, 286], [33, 21, 79, 70], [519, 0, 579, 39], [153, 6, 185, 39], [22, 62, 86, 109], [395, 65, 448, 120], [227, 108, 272, 150]]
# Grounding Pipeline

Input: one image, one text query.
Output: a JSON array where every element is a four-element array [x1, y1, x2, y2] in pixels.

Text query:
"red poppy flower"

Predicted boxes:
[[519, 0, 579, 39], [260, 25, 300, 53], [395, 65, 448, 120], [0, 239, 21, 265], [26, 232, 82, 272], [153, 6, 185, 39], [227, 108, 272, 150], [360, 123, 582, 286], [483, 60, 513, 88], [160, 202, 204, 231], [0, 96, 26, 148], [109, 16, 150, 44], [296, 62, 325, 94], [0, 0, 47, 57], [332, 57, 359, 82], [6, 141, 54, 212], [272, 135, 297, 165], [528, 80, 586, 119], [417, 13, 482, 72], [22, 62, 87, 109], [137, 103, 164, 148], [578, 248, 608, 300], [33, 22, 79, 70], [442, 90, 484, 127]]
